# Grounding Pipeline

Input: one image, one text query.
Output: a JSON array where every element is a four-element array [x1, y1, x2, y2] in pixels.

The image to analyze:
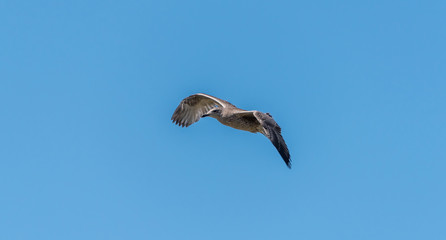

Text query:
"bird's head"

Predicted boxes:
[[202, 108, 222, 118]]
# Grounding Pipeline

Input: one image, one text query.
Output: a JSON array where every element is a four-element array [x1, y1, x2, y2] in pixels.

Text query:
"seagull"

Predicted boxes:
[[171, 93, 291, 168]]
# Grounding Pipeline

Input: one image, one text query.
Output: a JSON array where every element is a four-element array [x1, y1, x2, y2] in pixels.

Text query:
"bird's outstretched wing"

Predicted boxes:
[[171, 93, 235, 127], [253, 111, 291, 168]]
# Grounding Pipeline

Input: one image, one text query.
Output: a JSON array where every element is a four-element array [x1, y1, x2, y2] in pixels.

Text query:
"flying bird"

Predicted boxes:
[[171, 93, 291, 168]]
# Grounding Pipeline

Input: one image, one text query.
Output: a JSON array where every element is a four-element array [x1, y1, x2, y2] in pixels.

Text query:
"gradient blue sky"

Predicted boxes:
[[1, 1, 445, 239]]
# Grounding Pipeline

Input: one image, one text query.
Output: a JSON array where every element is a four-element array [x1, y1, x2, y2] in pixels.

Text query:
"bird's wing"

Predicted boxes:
[[247, 111, 291, 168], [171, 93, 235, 127]]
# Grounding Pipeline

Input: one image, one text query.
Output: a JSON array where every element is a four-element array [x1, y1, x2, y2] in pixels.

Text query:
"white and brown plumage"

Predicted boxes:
[[171, 93, 291, 168]]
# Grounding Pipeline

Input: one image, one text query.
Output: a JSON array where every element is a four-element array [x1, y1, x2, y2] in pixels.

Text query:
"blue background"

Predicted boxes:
[[1, 1, 445, 239]]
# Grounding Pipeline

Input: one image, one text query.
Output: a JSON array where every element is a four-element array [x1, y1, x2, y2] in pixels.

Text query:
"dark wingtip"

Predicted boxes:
[[265, 125, 291, 169], [286, 160, 292, 169]]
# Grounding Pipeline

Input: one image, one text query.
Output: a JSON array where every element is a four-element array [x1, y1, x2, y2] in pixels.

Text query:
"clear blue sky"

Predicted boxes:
[[1, 1, 445, 239]]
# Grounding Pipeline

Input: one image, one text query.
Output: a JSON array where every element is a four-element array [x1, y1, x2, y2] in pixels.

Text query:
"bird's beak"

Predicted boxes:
[[202, 114, 209, 117]]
